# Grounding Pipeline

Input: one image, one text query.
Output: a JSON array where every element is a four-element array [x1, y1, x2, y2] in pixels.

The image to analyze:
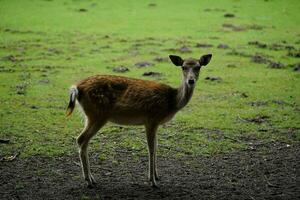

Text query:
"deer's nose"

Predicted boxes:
[[188, 79, 195, 85]]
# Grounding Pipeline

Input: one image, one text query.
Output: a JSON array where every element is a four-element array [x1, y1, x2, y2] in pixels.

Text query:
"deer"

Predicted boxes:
[[66, 54, 212, 188]]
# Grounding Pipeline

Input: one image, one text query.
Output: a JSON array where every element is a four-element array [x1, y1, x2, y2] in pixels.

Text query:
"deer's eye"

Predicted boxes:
[[194, 66, 201, 71], [182, 66, 188, 70]]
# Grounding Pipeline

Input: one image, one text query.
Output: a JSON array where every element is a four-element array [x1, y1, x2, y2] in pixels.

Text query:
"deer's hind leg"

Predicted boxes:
[[77, 116, 106, 188]]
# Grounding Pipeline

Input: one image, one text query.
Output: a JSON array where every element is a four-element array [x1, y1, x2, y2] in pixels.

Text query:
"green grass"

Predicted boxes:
[[0, 0, 299, 159]]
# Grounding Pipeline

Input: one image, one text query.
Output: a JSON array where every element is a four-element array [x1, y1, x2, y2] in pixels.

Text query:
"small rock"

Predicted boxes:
[[134, 61, 153, 68], [142, 71, 162, 77], [112, 66, 129, 73]]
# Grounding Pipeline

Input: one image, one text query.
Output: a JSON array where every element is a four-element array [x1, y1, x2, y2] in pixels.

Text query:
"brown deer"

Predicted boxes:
[[66, 54, 212, 188]]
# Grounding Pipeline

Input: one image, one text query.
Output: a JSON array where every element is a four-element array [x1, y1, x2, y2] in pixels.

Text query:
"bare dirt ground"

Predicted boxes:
[[1, 142, 299, 200]]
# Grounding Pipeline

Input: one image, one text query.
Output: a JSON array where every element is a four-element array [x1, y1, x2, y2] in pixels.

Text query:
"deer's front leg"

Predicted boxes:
[[145, 124, 159, 187]]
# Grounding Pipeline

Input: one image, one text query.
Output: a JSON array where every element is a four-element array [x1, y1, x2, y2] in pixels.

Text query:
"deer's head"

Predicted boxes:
[[169, 54, 212, 87]]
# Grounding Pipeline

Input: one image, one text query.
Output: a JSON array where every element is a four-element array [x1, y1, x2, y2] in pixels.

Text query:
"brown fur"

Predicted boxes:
[[76, 75, 177, 124]]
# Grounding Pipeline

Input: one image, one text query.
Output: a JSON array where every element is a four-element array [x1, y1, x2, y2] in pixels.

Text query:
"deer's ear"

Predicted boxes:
[[199, 54, 212, 66], [169, 55, 183, 66]]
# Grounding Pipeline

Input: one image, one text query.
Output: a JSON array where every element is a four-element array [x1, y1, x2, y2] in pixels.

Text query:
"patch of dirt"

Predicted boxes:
[[249, 100, 293, 107], [0, 142, 299, 199], [15, 82, 28, 95], [227, 50, 251, 58], [102, 35, 110, 39], [30, 105, 39, 109], [243, 115, 270, 124], [289, 63, 300, 72], [222, 23, 246, 32], [217, 44, 229, 49], [288, 50, 300, 58], [113, 66, 129, 73], [249, 101, 269, 107], [268, 61, 285, 69], [179, 46, 192, 53], [226, 64, 237, 68], [248, 24, 264, 30], [100, 45, 111, 49], [203, 8, 226, 12], [224, 13, 235, 18], [165, 46, 192, 53], [248, 41, 267, 49], [148, 3, 156, 7], [153, 57, 169, 63], [134, 61, 154, 68], [251, 54, 270, 64], [209, 36, 219, 40], [38, 79, 50, 84], [232, 91, 249, 98], [3, 28, 45, 35], [0, 66, 15, 73], [142, 71, 162, 77], [205, 76, 222, 82], [248, 41, 296, 51], [223, 24, 264, 32], [195, 43, 213, 48], [1, 55, 20, 62], [48, 48, 62, 55], [78, 8, 88, 12]]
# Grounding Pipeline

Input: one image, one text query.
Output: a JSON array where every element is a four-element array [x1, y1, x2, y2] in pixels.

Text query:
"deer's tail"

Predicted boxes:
[[66, 86, 78, 117]]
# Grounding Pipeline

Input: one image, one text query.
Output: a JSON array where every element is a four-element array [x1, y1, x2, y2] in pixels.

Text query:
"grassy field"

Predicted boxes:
[[0, 0, 299, 161]]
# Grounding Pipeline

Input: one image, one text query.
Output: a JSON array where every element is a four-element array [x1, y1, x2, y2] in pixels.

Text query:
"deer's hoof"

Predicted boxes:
[[85, 176, 96, 188], [90, 175, 96, 185], [87, 183, 95, 189], [150, 180, 159, 189]]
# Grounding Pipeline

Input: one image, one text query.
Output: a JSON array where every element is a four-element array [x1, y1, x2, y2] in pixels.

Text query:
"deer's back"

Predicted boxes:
[[76, 75, 177, 124]]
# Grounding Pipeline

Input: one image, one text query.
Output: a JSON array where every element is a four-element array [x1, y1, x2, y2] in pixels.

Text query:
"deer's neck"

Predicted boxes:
[[176, 79, 194, 110]]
